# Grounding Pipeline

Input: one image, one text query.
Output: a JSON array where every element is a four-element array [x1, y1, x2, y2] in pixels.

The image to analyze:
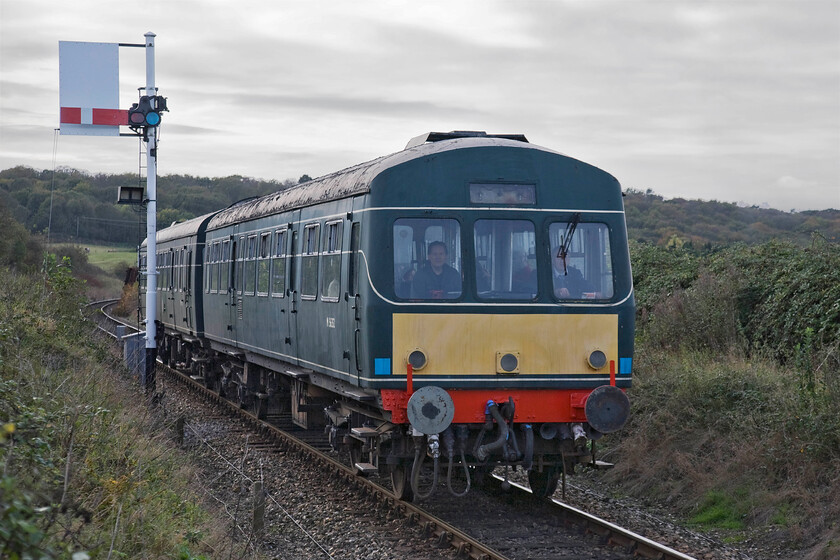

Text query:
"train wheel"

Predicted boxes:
[[528, 468, 559, 498], [348, 440, 368, 477], [237, 385, 250, 409], [390, 463, 414, 501], [254, 396, 267, 420], [390, 464, 413, 501], [210, 374, 225, 397]]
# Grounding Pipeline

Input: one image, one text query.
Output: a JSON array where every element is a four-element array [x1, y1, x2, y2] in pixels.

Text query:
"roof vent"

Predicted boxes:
[[405, 131, 528, 149]]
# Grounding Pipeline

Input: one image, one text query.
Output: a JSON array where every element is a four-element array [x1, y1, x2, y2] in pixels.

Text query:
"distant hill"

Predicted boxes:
[[0, 166, 298, 245], [623, 189, 838, 248], [1, 166, 837, 247]]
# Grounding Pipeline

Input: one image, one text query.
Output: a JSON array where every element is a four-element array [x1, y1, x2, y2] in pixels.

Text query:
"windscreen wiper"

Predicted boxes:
[[556, 213, 580, 275]]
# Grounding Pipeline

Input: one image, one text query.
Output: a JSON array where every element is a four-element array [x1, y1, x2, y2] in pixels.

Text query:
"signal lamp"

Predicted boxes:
[[128, 110, 147, 126], [144, 111, 161, 126], [127, 95, 165, 130]]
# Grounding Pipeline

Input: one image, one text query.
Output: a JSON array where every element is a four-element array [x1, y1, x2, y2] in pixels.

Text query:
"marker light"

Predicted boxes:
[[588, 350, 607, 370]]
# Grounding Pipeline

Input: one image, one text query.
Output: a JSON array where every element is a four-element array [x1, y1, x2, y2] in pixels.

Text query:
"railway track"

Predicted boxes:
[[88, 300, 699, 560]]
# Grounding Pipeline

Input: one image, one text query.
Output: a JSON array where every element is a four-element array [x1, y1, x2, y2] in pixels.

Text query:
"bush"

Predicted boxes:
[[643, 269, 745, 354], [631, 240, 840, 394], [621, 239, 840, 549]]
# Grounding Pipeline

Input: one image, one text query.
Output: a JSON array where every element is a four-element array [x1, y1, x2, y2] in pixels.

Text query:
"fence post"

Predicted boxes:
[[252, 481, 265, 536]]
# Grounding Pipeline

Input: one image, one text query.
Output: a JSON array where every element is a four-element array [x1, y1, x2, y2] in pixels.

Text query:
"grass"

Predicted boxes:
[[49, 243, 136, 301], [689, 490, 747, 530], [79, 244, 138, 271]]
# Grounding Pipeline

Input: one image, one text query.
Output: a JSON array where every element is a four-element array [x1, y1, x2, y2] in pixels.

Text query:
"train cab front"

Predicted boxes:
[[369, 212, 634, 500]]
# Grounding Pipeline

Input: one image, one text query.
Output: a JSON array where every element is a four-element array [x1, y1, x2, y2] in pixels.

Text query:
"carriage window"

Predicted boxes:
[[548, 221, 614, 300], [321, 221, 342, 302], [179, 249, 185, 291], [393, 218, 461, 300], [207, 243, 216, 293], [184, 251, 192, 292], [204, 244, 212, 293], [220, 239, 230, 293], [244, 235, 257, 295], [257, 232, 270, 296], [301, 223, 320, 299], [474, 220, 537, 300], [139, 254, 146, 291], [236, 236, 244, 294], [271, 229, 287, 297], [164, 252, 169, 290]]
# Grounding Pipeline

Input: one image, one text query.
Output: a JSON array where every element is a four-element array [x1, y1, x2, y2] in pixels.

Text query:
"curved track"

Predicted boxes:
[[89, 301, 697, 560]]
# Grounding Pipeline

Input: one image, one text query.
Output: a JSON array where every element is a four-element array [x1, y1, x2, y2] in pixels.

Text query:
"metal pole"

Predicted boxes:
[[143, 31, 158, 395]]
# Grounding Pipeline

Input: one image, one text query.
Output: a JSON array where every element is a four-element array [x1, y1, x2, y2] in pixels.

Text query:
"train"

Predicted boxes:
[[140, 131, 634, 500]]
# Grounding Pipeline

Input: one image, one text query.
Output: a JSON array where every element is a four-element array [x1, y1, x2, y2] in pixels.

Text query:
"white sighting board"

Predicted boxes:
[[59, 41, 122, 136]]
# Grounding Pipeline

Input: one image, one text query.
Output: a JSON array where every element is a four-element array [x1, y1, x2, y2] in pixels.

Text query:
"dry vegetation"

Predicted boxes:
[[0, 263, 264, 558]]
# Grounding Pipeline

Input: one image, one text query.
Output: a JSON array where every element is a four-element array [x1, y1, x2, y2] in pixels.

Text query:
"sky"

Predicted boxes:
[[1, 1, 838, 212]]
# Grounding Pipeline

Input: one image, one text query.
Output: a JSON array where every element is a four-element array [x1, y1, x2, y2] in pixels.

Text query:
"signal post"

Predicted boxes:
[[59, 31, 167, 395]]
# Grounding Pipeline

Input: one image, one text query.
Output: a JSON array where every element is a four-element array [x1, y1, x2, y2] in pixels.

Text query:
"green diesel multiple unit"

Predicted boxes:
[[141, 132, 635, 499]]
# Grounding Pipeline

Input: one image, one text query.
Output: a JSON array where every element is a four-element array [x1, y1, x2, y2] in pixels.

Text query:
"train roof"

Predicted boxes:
[[142, 210, 220, 247], [207, 135, 562, 230]]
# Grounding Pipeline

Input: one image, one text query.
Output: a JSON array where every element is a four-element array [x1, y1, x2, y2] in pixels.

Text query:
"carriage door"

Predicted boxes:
[[287, 224, 300, 361], [346, 221, 362, 380], [228, 235, 239, 342], [184, 248, 193, 330], [269, 225, 295, 359]]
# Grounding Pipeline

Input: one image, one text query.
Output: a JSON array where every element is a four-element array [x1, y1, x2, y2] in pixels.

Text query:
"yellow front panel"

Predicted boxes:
[[392, 313, 618, 375]]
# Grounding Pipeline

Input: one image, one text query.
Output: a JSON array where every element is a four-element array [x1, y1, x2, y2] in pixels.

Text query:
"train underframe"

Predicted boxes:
[[159, 331, 610, 501]]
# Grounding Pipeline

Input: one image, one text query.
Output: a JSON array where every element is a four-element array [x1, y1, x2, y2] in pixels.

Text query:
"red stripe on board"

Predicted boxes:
[[92, 108, 128, 126], [60, 107, 81, 124], [60, 107, 126, 126]]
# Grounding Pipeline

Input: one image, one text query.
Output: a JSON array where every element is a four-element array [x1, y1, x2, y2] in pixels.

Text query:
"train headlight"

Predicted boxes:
[[407, 348, 427, 370], [496, 352, 520, 374], [587, 349, 607, 370]]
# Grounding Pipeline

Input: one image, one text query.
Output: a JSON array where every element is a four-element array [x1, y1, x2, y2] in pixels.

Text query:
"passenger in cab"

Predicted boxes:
[[412, 241, 461, 299], [552, 249, 595, 299], [511, 250, 537, 293]]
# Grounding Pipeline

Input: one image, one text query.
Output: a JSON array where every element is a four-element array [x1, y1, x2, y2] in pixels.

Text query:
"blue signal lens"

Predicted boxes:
[[145, 112, 161, 126]]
